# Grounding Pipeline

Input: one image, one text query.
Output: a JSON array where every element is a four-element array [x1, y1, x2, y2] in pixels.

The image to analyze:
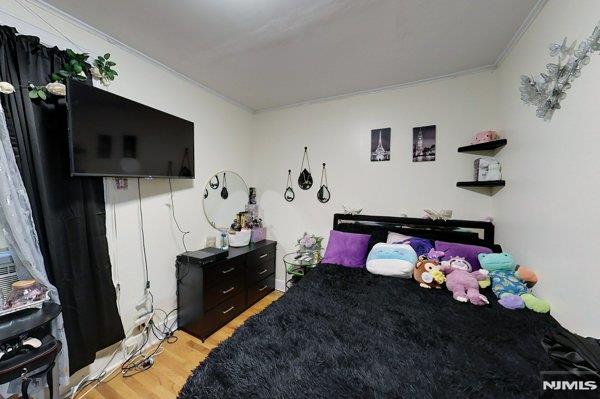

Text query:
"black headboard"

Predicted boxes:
[[333, 214, 498, 250]]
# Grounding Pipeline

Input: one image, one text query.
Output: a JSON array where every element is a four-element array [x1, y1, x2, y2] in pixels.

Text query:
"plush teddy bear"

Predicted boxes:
[[478, 253, 550, 313], [440, 257, 489, 306], [413, 256, 445, 289]]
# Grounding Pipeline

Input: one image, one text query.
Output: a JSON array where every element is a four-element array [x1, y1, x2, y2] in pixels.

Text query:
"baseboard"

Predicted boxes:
[[275, 279, 285, 292]]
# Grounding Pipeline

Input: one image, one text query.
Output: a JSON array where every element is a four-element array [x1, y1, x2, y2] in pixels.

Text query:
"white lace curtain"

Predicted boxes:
[[0, 103, 69, 387]]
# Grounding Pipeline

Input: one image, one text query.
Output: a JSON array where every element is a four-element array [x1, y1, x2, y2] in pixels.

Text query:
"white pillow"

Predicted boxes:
[[366, 243, 418, 278], [386, 231, 412, 244]]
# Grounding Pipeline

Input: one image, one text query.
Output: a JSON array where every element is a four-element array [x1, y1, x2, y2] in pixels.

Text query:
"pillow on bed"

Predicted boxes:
[[336, 224, 387, 251], [366, 243, 418, 278], [322, 230, 371, 268], [386, 231, 412, 244], [435, 241, 492, 270]]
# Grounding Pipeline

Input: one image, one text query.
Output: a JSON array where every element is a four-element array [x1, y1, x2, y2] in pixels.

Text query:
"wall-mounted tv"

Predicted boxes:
[[67, 79, 194, 179]]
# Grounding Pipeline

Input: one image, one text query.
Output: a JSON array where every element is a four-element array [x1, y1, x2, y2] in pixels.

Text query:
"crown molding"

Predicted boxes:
[[494, 0, 548, 67], [256, 64, 497, 114], [13, 0, 547, 115], [22, 0, 255, 113]]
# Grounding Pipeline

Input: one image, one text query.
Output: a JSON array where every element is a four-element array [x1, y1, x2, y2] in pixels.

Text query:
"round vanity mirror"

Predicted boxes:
[[203, 171, 248, 229]]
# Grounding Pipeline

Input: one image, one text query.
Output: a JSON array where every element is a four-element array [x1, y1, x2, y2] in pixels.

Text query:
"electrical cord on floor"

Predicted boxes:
[[120, 307, 178, 378]]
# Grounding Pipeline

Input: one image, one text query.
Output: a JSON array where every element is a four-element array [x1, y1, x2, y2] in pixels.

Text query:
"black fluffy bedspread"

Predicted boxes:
[[179, 264, 562, 398]]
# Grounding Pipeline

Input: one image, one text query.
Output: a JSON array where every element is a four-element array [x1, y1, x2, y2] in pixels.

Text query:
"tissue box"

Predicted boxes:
[[474, 157, 502, 181], [251, 227, 266, 243]]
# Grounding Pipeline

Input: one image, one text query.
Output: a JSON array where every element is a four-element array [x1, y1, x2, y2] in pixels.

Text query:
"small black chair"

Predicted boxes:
[[0, 303, 62, 398], [0, 335, 61, 399]]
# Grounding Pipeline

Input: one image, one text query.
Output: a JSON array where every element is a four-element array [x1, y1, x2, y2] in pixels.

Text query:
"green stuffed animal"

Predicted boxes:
[[478, 253, 550, 313]]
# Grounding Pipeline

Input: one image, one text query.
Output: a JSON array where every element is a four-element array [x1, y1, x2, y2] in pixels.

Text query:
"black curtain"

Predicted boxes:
[[0, 26, 124, 373]]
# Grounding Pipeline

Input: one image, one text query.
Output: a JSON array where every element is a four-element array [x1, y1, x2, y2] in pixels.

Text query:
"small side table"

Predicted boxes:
[[283, 252, 319, 291]]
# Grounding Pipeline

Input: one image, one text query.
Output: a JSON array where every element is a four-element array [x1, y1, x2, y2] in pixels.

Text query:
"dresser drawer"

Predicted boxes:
[[246, 245, 276, 266], [200, 292, 245, 336], [247, 258, 275, 285], [247, 274, 275, 306], [204, 273, 245, 310], [205, 258, 244, 286]]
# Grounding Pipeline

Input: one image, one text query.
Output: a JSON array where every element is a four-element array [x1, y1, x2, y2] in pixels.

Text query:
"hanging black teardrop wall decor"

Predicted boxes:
[[285, 170, 295, 202], [297, 147, 313, 190], [209, 174, 219, 189], [221, 172, 229, 199], [317, 163, 331, 203]]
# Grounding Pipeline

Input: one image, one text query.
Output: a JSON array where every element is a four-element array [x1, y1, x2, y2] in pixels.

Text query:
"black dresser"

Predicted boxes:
[[176, 240, 277, 340]]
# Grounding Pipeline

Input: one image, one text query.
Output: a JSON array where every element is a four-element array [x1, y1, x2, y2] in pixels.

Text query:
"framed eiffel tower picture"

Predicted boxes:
[[370, 128, 391, 162], [412, 125, 436, 162]]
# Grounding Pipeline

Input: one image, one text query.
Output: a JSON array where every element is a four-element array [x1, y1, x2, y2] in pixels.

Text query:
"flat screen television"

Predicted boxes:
[[67, 79, 194, 179]]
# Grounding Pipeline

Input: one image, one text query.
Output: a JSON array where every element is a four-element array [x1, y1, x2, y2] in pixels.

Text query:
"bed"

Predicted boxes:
[[179, 214, 562, 398]]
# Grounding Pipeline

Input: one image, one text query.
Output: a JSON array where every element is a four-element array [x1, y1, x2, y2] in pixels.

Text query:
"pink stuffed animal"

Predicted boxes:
[[441, 257, 489, 306], [471, 130, 499, 144]]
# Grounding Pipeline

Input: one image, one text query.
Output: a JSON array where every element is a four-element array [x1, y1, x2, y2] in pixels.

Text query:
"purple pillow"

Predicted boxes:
[[396, 237, 434, 257], [322, 230, 371, 268], [435, 241, 492, 270]]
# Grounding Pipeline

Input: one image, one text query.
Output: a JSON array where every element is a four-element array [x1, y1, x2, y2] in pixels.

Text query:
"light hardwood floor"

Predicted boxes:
[[76, 291, 283, 399]]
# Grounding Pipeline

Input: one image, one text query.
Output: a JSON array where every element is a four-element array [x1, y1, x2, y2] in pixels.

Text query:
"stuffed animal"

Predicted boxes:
[[413, 256, 445, 289], [440, 257, 489, 305], [478, 253, 550, 313], [471, 130, 499, 144]]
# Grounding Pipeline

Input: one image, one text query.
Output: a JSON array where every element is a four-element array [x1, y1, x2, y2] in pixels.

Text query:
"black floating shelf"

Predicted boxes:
[[457, 139, 507, 153], [456, 180, 506, 188]]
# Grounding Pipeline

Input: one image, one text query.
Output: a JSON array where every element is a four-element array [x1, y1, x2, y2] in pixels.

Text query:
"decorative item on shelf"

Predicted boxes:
[[423, 209, 453, 221], [218, 228, 229, 250], [220, 172, 229, 199], [205, 236, 217, 248], [317, 163, 330, 203], [2, 280, 48, 311], [298, 147, 313, 190], [471, 130, 499, 144], [245, 187, 266, 242], [342, 206, 363, 215], [519, 22, 600, 121], [284, 170, 295, 202], [474, 157, 502, 181], [296, 233, 324, 263]]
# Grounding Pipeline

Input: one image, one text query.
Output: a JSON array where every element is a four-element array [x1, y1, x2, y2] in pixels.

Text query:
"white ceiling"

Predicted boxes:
[[43, 0, 540, 111]]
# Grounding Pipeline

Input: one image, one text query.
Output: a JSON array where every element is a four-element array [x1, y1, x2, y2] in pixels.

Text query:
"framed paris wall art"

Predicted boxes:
[[370, 128, 391, 162], [412, 125, 436, 162]]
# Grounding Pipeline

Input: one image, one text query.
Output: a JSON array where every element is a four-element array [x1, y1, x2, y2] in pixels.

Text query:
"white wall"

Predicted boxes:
[[494, 0, 600, 337], [251, 71, 500, 289], [0, 0, 253, 386], [2, 2, 599, 393]]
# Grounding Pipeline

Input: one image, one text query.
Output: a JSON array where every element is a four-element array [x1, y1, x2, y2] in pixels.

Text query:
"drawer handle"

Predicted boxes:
[[258, 268, 268, 275], [221, 267, 235, 274], [258, 285, 269, 292], [222, 306, 235, 315], [221, 286, 235, 294], [259, 253, 268, 259]]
